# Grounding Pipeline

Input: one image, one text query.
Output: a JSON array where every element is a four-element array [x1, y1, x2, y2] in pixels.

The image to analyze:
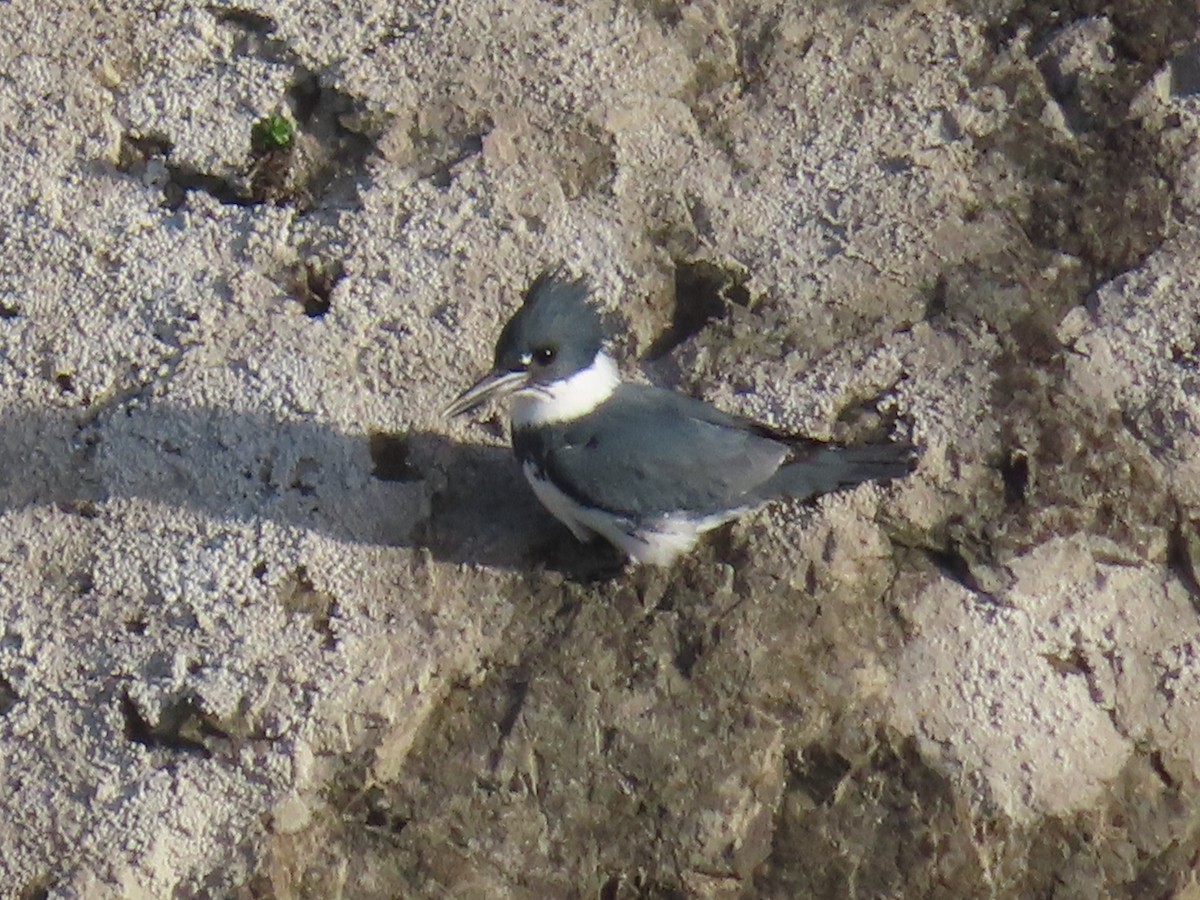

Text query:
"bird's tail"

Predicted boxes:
[[764, 441, 918, 502]]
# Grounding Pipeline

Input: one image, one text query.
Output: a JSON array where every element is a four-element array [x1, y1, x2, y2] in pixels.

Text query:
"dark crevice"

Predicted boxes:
[[59, 499, 99, 519], [1166, 513, 1200, 611], [999, 449, 1030, 506], [116, 132, 173, 170], [1043, 646, 1093, 679], [276, 69, 385, 209], [923, 273, 949, 320], [117, 132, 260, 209], [879, 155, 914, 174], [787, 743, 852, 806], [18, 876, 53, 900], [832, 381, 908, 442], [120, 691, 221, 758], [168, 162, 261, 208], [288, 70, 323, 125], [207, 5, 275, 35], [924, 543, 1006, 606], [290, 260, 344, 317], [495, 677, 529, 742], [360, 785, 409, 835], [1148, 749, 1178, 789], [646, 259, 750, 360], [0, 674, 19, 715], [672, 633, 703, 680], [368, 431, 421, 482]]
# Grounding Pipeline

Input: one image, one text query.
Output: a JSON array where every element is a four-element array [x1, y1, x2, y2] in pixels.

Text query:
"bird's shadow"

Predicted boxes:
[[0, 402, 623, 578]]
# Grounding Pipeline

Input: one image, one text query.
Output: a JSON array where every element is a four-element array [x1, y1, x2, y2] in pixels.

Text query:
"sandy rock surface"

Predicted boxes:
[[2, 0, 1199, 896]]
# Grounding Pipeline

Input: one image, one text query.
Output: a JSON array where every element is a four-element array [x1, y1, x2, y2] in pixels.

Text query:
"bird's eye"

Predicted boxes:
[[533, 346, 556, 366]]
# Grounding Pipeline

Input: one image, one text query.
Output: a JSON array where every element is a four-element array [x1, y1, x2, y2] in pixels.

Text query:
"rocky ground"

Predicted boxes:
[[2, 0, 1200, 897]]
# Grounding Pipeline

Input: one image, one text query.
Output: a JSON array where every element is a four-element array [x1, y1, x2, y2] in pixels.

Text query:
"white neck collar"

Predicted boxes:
[[510, 352, 620, 427]]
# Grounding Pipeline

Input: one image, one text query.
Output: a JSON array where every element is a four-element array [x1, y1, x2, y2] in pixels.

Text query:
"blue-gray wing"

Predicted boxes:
[[515, 384, 788, 517]]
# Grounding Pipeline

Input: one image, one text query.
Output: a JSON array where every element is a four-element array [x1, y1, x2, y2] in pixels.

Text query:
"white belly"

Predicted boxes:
[[521, 463, 741, 566]]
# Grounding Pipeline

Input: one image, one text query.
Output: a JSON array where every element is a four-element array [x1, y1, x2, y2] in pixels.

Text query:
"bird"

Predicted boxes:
[[444, 268, 918, 566]]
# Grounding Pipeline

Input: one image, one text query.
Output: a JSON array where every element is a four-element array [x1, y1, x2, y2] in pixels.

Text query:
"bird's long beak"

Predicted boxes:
[[443, 368, 528, 418]]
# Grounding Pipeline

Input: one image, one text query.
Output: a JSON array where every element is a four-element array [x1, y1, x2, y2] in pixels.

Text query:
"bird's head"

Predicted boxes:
[[444, 268, 608, 419]]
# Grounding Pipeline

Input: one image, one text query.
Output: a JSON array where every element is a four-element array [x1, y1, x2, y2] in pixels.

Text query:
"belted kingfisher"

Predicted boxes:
[[444, 268, 918, 566]]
